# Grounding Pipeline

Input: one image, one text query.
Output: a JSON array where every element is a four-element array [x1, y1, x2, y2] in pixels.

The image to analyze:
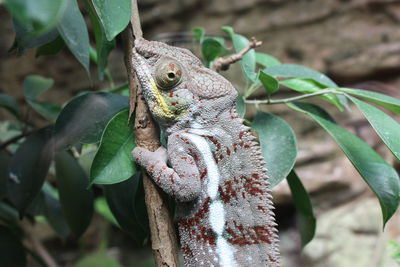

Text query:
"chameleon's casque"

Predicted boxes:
[[132, 38, 280, 267]]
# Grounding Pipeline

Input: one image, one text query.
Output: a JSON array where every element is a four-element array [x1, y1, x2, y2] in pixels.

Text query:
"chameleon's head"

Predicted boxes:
[[131, 38, 237, 126]]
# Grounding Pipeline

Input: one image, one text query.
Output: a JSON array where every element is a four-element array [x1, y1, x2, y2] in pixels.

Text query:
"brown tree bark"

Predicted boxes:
[[122, 1, 179, 266]]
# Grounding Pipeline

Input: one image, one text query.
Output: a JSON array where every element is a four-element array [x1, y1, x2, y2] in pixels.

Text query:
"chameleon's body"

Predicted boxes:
[[132, 38, 279, 267]]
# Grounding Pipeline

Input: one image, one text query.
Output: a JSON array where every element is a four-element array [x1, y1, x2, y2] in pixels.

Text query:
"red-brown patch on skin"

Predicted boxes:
[[188, 148, 199, 161], [169, 63, 175, 71], [244, 180, 264, 196], [178, 197, 210, 230], [169, 173, 175, 184], [257, 205, 266, 212], [219, 154, 224, 160], [253, 225, 272, 244], [242, 192, 246, 199], [202, 135, 221, 151], [268, 255, 277, 262], [181, 245, 193, 256], [244, 144, 250, 149], [171, 102, 177, 106], [169, 92, 174, 97], [196, 226, 216, 245], [226, 148, 231, 156], [181, 137, 190, 145], [218, 181, 238, 203], [199, 169, 208, 180], [176, 70, 182, 76], [226, 224, 272, 246], [239, 131, 245, 139], [213, 153, 219, 163], [252, 173, 260, 179], [180, 156, 188, 160], [233, 143, 238, 152]]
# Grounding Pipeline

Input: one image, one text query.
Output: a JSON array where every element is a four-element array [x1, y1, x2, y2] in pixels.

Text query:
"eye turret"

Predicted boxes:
[[154, 59, 183, 90]]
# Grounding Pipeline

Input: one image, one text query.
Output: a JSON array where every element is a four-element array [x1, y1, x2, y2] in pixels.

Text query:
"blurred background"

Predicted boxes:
[[1, 0, 400, 266]]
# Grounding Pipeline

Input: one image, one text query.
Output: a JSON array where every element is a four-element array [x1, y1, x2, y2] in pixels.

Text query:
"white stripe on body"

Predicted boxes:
[[182, 132, 237, 267]]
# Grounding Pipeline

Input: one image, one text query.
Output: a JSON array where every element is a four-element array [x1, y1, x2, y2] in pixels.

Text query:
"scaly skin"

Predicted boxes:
[[131, 38, 280, 267]]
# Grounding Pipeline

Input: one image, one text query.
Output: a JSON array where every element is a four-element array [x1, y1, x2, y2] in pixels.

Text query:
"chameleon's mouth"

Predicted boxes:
[[131, 47, 175, 121]]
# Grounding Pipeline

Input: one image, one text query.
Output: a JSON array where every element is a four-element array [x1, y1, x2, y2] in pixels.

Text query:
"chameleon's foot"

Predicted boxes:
[[132, 146, 168, 167]]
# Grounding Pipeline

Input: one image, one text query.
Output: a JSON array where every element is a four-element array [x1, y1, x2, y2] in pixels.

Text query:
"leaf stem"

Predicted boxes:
[[245, 89, 341, 104]]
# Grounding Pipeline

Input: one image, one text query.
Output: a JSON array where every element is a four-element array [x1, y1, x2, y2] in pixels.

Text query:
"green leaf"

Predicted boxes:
[[57, 0, 90, 74], [90, 110, 136, 185], [0, 152, 10, 200], [255, 52, 281, 67], [259, 71, 279, 95], [5, 0, 66, 36], [280, 78, 344, 111], [95, 197, 118, 226], [103, 174, 149, 244], [91, 0, 131, 41], [7, 127, 53, 214], [201, 37, 226, 64], [74, 252, 122, 267], [236, 95, 246, 119], [192, 27, 205, 41], [54, 92, 128, 150], [0, 225, 26, 267], [288, 102, 400, 225], [55, 151, 94, 237], [23, 75, 53, 100], [222, 26, 257, 82], [338, 88, 400, 114], [27, 101, 62, 121], [287, 170, 316, 248], [78, 145, 98, 177], [347, 96, 400, 161], [42, 183, 71, 238], [10, 20, 59, 55], [264, 64, 337, 88], [252, 112, 297, 187], [86, 0, 115, 80], [36, 35, 65, 57], [0, 93, 19, 118], [23, 75, 61, 120], [0, 202, 19, 227]]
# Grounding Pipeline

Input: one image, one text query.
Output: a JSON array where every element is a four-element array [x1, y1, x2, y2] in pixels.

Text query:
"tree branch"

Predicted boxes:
[[123, 1, 179, 266], [212, 37, 262, 72], [0, 130, 35, 150], [21, 222, 59, 267], [244, 89, 341, 104]]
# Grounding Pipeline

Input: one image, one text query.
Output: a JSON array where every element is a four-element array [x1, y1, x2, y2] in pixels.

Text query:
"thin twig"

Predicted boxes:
[[245, 89, 341, 104], [21, 222, 59, 267], [212, 37, 262, 72], [0, 129, 35, 150], [131, 0, 142, 38]]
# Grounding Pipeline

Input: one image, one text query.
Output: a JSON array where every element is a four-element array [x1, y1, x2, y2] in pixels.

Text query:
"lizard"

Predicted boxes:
[[131, 37, 280, 267]]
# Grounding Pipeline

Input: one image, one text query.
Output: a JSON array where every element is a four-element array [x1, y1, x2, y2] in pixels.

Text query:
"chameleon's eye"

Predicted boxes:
[[154, 59, 183, 90]]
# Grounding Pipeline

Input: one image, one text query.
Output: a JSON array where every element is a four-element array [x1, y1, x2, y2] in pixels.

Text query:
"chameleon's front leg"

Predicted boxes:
[[132, 136, 201, 202]]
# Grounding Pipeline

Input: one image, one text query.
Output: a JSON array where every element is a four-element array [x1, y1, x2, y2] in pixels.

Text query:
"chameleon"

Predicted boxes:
[[131, 37, 280, 267]]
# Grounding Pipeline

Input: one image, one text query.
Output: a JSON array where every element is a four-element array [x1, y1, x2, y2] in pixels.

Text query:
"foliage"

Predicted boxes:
[[1, 1, 399, 265], [388, 241, 400, 265]]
